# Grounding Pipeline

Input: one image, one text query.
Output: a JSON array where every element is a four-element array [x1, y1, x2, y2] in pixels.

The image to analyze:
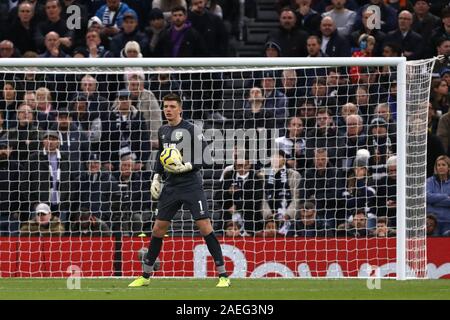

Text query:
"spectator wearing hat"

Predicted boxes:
[[76, 152, 120, 223], [50, 106, 89, 163], [383, 10, 424, 60], [20, 203, 65, 236], [259, 150, 301, 221], [34, 0, 74, 54], [126, 72, 162, 150], [366, 117, 393, 178], [4, 1, 38, 55], [154, 6, 207, 57], [265, 7, 308, 57], [110, 10, 148, 57], [101, 89, 151, 172], [95, 0, 136, 38], [144, 8, 166, 57], [110, 153, 152, 235], [260, 70, 288, 129], [293, 0, 321, 35], [87, 16, 111, 50], [23, 130, 78, 221], [0, 137, 21, 236], [264, 41, 281, 57], [188, 0, 229, 57], [69, 205, 111, 237], [121, 40, 143, 58]]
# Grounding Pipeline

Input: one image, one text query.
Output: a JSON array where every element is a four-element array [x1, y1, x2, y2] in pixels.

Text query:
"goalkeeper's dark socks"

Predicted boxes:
[[204, 232, 227, 277], [142, 236, 164, 278]]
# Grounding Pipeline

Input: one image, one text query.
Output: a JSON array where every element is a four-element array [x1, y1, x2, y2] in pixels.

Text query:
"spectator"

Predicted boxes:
[[95, 0, 136, 39], [152, 0, 187, 21], [0, 138, 21, 236], [426, 213, 440, 236], [223, 221, 243, 237], [110, 10, 148, 57], [0, 40, 17, 58], [349, 34, 376, 84], [149, 69, 183, 110], [350, 8, 386, 57], [374, 155, 397, 226], [83, 30, 112, 58], [86, 16, 111, 50], [10, 104, 40, 162], [383, 10, 424, 60], [243, 87, 275, 130], [369, 217, 396, 237], [0, 81, 20, 129], [154, 6, 207, 57], [69, 206, 111, 237], [23, 91, 37, 110], [293, 0, 322, 35], [188, 0, 229, 57], [4, 1, 37, 55], [366, 117, 393, 180], [20, 202, 65, 236], [412, 0, 440, 44], [306, 35, 327, 57], [61, 0, 90, 49], [77, 153, 120, 223], [310, 77, 338, 114], [254, 215, 284, 238], [264, 41, 282, 57], [260, 70, 288, 128], [305, 108, 345, 166], [40, 31, 69, 57], [34, 0, 74, 54], [50, 107, 89, 163], [319, 16, 351, 57], [282, 69, 302, 116], [126, 72, 162, 150], [430, 78, 450, 116], [79, 74, 110, 119], [35, 87, 56, 131], [101, 89, 151, 172], [432, 39, 450, 75], [336, 102, 358, 132], [430, 7, 450, 57], [216, 157, 264, 235], [275, 116, 306, 170], [206, 0, 223, 19], [260, 150, 301, 220], [286, 201, 329, 237], [322, 0, 356, 37], [353, 0, 398, 34], [300, 148, 345, 228], [336, 209, 369, 237], [144, 8, 167, 57], [374, 103, 397, 146], [426, 155, 450, 235], [340, 114, 367, 170], [121, 40, 143, 58], [25, 130, 78, 221], [266, 7, 308, 57]]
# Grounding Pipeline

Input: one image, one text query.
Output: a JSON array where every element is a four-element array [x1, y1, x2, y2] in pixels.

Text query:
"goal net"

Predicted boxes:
[[0, 57, 434, 279]]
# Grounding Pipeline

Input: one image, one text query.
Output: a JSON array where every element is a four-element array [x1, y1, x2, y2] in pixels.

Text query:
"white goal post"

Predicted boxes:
[[0, 57, 435, 280]]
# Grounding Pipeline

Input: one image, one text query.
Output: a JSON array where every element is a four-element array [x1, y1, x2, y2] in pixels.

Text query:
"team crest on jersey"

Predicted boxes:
[[175, 131, 183, 141]]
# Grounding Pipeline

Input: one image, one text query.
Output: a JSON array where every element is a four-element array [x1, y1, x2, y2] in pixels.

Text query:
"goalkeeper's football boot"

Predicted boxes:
[[216, 277, 231, 288], [128, 276, 150, 287]]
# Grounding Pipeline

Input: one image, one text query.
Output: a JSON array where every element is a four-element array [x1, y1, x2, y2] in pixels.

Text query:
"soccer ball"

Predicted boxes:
[[160, 147, 182, 167]]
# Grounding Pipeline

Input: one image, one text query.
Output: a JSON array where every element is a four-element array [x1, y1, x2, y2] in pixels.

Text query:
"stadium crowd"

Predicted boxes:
[[0, 0, 449, 237]]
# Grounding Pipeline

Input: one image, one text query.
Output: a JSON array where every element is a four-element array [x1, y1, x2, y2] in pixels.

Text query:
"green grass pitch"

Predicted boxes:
[[0, 279, 449, 300]]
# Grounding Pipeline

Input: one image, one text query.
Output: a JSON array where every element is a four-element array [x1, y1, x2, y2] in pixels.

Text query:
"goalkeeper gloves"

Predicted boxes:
[[150, 174, 162, 199], [164, 161, 193, 174]]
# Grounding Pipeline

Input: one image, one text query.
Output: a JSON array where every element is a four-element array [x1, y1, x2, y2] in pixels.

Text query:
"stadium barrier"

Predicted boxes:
[[1, 237, 449, 279]]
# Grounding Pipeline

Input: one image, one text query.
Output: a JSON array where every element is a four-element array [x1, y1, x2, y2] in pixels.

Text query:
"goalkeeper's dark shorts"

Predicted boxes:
[[156, 183, 210, 221]]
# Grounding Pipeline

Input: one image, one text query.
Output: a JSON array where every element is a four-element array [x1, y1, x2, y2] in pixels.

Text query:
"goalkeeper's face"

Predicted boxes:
[[163, 100, 182, 122]]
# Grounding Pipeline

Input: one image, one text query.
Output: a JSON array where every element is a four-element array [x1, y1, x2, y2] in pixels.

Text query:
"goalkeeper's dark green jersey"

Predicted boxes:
[[154, 119, 206, 187]]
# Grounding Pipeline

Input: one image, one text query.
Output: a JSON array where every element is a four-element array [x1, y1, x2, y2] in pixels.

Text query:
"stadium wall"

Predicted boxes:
[[0, 237, 449, 279]]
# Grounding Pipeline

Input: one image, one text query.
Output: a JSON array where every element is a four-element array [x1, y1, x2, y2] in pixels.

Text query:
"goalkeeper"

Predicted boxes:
[[129, 93, 230, 288]]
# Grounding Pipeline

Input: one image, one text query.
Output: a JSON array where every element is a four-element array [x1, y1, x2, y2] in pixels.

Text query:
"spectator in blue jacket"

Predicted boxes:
[[426, 155, 450, 235], [95, 0, 135, 39]]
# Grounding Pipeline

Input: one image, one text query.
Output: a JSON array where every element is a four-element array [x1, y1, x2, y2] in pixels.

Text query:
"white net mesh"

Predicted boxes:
[[0, 58, 433, 278]]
